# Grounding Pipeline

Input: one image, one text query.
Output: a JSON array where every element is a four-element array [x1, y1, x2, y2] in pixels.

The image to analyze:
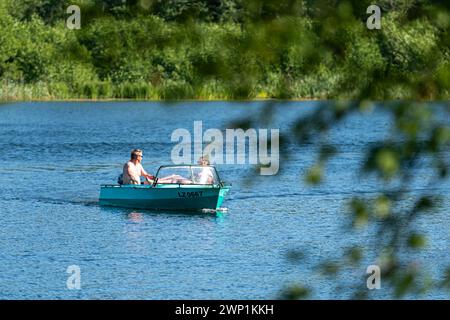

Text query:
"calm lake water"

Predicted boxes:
[[0, 101, 448, 299]]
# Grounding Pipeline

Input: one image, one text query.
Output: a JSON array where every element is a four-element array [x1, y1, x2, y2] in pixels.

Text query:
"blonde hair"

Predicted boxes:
[[199, 155, 210, 165]]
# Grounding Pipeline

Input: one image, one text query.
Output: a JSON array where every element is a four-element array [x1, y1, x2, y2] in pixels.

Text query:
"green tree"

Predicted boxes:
[[6, 0, 70, 24]]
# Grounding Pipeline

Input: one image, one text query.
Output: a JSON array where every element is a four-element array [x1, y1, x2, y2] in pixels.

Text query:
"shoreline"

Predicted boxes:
[[1, 98, 448, 103], [0, 97, 325, 103]]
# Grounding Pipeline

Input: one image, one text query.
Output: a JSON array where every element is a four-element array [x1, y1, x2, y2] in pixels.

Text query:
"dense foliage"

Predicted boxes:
[[0, 0, 449, 300], [0, 0, 448, 100]]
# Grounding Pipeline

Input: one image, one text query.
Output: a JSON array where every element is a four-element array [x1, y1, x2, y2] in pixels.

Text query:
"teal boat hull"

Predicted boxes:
[[99, 184, 230, 211]]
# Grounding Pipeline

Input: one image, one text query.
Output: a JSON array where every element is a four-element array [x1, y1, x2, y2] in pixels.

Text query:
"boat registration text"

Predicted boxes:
[[178, 191, 203, 198]]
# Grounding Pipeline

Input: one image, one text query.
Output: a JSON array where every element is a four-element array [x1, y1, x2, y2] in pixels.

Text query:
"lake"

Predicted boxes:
[[0, 101, 448, 299]]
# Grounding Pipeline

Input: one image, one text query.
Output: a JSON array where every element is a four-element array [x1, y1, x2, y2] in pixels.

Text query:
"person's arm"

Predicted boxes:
[[140, 165, 155, 180], [207, 168, 214, 183]]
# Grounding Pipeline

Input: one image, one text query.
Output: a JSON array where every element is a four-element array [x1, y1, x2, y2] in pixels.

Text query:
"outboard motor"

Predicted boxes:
[[117, 173, 123, 185]]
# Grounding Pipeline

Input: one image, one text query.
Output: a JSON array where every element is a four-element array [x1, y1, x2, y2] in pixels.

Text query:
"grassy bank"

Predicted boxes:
[[0, 79, 332, 101]]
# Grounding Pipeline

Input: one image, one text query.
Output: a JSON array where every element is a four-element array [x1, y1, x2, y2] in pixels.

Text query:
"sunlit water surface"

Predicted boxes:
[[0, 101, 448, 299]]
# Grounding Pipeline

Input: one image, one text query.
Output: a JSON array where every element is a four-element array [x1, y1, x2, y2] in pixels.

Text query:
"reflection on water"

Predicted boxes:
[[124, 212, 147, 254], [127, 212, 144, 223]]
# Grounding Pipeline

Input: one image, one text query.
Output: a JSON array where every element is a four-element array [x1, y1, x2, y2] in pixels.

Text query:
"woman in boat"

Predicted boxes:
[[197, 156, 214, 184], [156, 157, 212, 184], [157, 174, 192, 184]]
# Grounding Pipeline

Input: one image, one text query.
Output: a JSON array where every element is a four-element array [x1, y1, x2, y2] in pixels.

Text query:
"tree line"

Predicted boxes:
[[0, 0, 448, 100]]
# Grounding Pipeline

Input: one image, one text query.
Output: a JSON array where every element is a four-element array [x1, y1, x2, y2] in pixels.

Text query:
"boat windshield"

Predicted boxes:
[[156, 166, 219, 185]]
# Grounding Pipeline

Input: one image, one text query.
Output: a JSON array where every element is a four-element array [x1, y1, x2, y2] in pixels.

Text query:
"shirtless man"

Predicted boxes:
[[122, 149, 155, 185]]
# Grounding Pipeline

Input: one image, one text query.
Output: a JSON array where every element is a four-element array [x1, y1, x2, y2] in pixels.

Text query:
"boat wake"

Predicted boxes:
[[13, 196, 100, 208], [201, 207, 228, 214]]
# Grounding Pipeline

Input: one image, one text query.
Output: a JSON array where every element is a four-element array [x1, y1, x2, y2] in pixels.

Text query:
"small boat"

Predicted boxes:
[[99, 165, 231, 211]]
